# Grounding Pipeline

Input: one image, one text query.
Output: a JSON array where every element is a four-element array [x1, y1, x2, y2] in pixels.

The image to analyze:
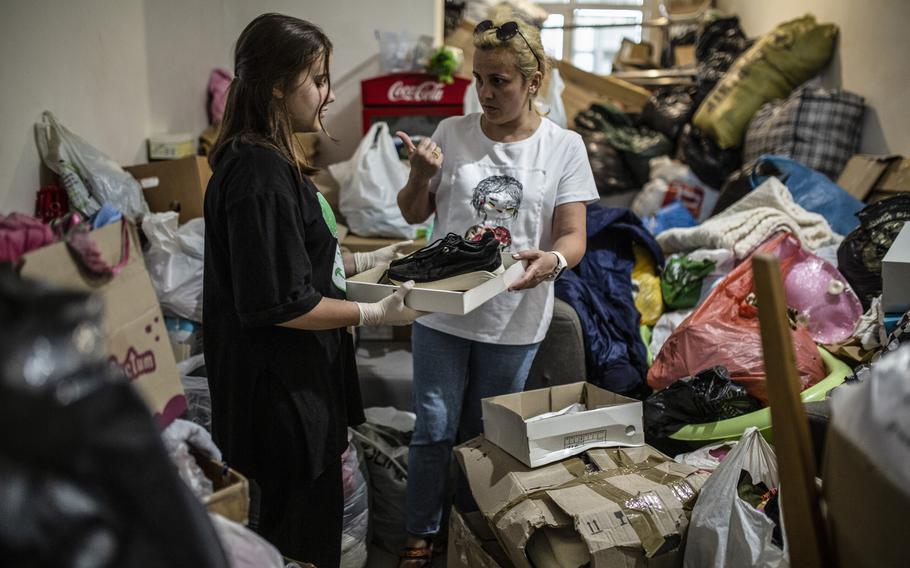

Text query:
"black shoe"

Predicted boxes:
[[387, 232, 503, 291]]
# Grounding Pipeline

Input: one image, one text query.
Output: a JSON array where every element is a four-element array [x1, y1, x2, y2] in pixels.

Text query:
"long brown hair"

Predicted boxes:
[[210, 13, 332, 177]]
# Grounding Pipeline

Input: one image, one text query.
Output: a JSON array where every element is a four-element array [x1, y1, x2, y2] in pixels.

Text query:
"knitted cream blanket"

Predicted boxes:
[[656, 177, 836, 259]]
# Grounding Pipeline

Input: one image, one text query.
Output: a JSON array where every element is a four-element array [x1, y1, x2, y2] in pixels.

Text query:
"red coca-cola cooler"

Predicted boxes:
[[361, 73, 471, 145]]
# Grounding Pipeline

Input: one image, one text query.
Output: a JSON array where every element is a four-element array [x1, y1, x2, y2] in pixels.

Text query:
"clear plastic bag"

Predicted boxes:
[[375, 31, 433, 73], [34, 111, 149, 220], [341, 438, 369, 568]]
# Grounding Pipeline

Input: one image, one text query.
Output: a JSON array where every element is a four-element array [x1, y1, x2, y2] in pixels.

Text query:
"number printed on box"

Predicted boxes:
[[564, 429, 608, 449]]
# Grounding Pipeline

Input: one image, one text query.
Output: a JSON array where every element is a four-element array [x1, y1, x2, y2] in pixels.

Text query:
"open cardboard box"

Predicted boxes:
[[448, 507, 509, 568], [454, 436, 709, 568], [837, 154, 910, 202], [192, 449, 250, 525], [482, 381, 644, 468], [345, 252, 526, 316]]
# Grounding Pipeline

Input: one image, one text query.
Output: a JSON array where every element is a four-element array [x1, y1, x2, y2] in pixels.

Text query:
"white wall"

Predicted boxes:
[[0, 0, 152, 215], [0, 0, 441, 215], [717, 0, 910, 156]]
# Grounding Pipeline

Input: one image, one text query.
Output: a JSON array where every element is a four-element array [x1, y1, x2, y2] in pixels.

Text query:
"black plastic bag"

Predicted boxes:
[[696, 17, 747, 61], [581, 103, 674, 187], [837, 194, 910, 309], [644, 366, 762, 440], [0, 272, 227, 567], [579, 130, 636, 194], [640, 86, 698, 142], [695, 17, 748, 103], [679, 124, 742, 189], [710, 159, 781, 216]]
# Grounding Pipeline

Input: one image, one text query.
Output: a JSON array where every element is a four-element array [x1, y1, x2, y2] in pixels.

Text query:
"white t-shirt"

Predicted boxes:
[[417, 113, 598, 345]]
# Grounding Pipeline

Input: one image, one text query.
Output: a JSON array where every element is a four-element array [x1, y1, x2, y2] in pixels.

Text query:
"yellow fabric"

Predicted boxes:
[[632, 243, 663, 326], [692, 15, 837, 149]]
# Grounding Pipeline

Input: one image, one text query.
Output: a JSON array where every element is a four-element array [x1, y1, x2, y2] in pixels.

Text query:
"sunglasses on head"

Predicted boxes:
[[473, 20, 542, 72]]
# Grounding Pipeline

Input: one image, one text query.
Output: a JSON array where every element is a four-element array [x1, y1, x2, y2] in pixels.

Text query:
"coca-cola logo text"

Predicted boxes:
[[387, 80, 445, 102]]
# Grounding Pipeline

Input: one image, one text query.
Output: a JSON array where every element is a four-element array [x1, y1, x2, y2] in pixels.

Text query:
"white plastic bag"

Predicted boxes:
[[830, 344, 910, 491], [674, 440, 737, 471], [538, 68, 567, 128], [632, 157, 719, 222], [141, 211, 205, 321], [650, 309, 693, 359], [34, 111, 149, 220], [464, 76, 482, 115], [330, 123, 418, 239], [209, 513, 285, 568], [684, 427, 788, 568]]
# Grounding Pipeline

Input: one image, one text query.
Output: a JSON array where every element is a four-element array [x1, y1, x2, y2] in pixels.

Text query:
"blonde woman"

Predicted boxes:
[[395, 17, 597, 566]]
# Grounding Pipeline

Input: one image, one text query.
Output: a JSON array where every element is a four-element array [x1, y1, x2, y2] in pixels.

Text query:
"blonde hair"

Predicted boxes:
[[472, 17, 549, 87]]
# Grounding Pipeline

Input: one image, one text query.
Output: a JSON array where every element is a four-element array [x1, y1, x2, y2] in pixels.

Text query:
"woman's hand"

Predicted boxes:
[[396, 131, 443, 183], [507, 249, 559, 291]]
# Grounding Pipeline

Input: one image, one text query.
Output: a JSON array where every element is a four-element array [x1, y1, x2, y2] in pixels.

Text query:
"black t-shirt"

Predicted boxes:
[[203, 142, 363, 484]]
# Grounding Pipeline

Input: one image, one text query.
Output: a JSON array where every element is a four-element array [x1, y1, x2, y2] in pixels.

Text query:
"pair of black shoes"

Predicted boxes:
[[387, 231, 503, 291]]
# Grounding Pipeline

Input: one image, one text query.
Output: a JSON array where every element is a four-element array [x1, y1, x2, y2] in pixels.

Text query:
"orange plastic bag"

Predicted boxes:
[[647, 233, 826, 404]]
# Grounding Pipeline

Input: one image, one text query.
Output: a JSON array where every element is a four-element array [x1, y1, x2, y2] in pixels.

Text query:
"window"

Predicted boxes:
[[537, 1, 656, 74]]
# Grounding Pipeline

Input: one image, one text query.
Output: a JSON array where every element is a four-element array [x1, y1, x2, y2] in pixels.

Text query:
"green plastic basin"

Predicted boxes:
[[668, 348, 851, 444]]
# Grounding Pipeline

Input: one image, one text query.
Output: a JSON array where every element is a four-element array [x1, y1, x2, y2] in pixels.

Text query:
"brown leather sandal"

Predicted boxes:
[[397, 544, 433, 567]]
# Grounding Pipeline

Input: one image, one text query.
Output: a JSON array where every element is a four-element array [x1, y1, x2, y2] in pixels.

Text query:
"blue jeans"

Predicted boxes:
[[406, 322, 540, 536]]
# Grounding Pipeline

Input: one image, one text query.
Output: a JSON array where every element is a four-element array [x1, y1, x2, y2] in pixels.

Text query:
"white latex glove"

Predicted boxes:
[[352, 240, 414, 273], [356, 280, 425, 326]]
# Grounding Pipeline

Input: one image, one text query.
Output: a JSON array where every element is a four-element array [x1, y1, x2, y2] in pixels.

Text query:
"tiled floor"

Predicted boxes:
[[356, 339, 414, 411]]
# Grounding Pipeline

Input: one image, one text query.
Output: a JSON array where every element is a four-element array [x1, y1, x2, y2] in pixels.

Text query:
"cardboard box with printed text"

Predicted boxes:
[[482, 381, 644, 468]]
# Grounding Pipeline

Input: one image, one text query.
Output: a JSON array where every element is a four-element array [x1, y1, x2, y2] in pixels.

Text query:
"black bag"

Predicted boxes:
[[640, 86, 699, 142], [644, 366, 762, 440], [837, 194, 910, 309], [580, 130, 636, 194], [0, 272, 227, 567], [679, 124, 743, 189], [580, 103, 673, 187], [710, 159, 781, 216], [695, 17, 748, 102]]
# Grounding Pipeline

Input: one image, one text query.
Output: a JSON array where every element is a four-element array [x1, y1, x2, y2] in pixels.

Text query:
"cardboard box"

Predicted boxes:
[[20, 222, 186, 428], [673, 44, 696, 68], [454, 436, 710, 568], [881, 221, 910, 313], [345, 253, 526, 315], [482, 382, 644, 468], [837, 154, 910, 202], [194, 451, 250, 525], [556, 59, 652, 116], [447, 507, 509, 568], [824, 419, 909, 568], [125, 156, 212, 224], [148, 133, 196, 160]]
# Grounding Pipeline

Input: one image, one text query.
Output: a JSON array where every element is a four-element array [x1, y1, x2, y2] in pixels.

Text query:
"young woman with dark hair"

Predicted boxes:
[[203, 13, 421, 565]]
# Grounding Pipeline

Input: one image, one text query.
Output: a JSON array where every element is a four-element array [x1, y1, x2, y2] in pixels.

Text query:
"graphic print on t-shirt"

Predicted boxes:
[[316, 192, 347, 293], [464, 175, 522, 248]]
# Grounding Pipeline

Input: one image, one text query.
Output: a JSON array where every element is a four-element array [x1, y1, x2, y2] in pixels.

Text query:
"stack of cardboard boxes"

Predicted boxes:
[[450, 382, 711, 568]]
